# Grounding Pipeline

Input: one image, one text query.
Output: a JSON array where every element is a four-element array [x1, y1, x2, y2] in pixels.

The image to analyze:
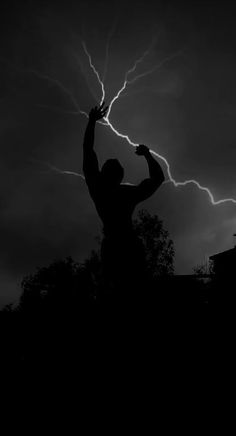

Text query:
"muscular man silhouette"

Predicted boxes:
[[83, 102, 165, 292]]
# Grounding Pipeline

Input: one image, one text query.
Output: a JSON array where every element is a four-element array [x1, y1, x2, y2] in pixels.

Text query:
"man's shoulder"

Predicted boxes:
[[119, 183, 138, 200], [120, 183, 136, 190]]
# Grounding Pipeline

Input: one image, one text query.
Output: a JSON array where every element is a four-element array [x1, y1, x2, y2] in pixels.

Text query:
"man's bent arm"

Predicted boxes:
[[134, 145, 165, 202], [145, 150, 165, 185]]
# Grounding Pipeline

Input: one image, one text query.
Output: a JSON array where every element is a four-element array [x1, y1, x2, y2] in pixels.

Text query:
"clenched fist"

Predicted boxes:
[[135, 144, 150, 156]]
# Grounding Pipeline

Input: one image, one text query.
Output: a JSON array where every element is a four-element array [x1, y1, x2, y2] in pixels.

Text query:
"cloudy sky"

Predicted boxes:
[[1, 0, 236, 306]]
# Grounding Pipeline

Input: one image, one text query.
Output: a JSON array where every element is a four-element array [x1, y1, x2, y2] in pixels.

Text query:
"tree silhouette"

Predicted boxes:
[[19, 257, 95, 314], [133, 209, 174, 278], [82, 209, 175, 288], [193, 260, 214, 277], [19, 209, 174, 313]]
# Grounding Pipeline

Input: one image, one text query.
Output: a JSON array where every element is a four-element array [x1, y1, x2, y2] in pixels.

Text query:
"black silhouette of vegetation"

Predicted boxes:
[[8, 209, 175, 369], [0, 209, 209, 376], [193, 260, 214, 277], [133, 209, 174, 278], [20, 257, 91, 313], [18, 209, 174, 313]]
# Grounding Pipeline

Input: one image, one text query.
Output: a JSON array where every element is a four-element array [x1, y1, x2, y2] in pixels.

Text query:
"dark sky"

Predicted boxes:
[[1, 0, 236, 306]]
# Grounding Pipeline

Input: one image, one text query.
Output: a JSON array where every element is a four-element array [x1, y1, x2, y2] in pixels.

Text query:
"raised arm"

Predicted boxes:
[[133, 144, 165, 203], [83, 102, 108, 185]]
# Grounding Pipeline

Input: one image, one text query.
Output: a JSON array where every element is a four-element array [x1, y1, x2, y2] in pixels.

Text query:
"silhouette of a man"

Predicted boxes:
[[83, 102, 165, 291]]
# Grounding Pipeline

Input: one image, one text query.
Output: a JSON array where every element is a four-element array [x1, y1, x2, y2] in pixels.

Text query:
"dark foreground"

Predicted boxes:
[[0, 279, 211, 427], [1, 278, 208, 371]]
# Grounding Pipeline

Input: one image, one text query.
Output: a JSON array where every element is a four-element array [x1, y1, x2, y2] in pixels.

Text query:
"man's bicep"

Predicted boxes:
[[133, 178, 162, 202]]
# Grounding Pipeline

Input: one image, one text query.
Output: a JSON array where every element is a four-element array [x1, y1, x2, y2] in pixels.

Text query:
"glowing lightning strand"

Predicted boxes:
[[1, 58, 110, 178], [0, 57, 88, 117], [105, 38, 175, 119], [24, 68, 107, 125], [31, 159, 85, 179], [82, 41, 105, 105], [21, 68, 90, 118], [105, 43, 156, 119], [127, 48, 185, 86], [71, 50, 100, 103], [47, 166, 85, 179], [82, 43, 236, 206]]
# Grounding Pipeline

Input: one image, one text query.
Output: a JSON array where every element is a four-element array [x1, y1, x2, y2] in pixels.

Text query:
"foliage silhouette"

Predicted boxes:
[[1, 212, 211, 372], [193, 260, 214, 277], [19, 257, 95, 314], [19, 209, 174, 313], [133, 209, 174, 278]]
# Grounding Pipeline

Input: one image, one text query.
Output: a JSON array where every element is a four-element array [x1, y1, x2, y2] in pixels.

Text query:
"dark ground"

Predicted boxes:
[[1, 277, 209, 370]]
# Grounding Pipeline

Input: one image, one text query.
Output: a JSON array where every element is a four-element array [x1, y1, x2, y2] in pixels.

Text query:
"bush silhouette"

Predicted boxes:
[[19, 209, 174, 314], [19, 257, 95, 315], [133, 209, 174, 278]]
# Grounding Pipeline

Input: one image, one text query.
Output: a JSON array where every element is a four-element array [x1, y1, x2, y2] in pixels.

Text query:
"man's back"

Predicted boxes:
[[88, 179, 138, 237]]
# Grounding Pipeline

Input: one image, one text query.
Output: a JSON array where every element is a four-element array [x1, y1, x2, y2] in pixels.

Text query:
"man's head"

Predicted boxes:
[[101, 159, 124, 185]]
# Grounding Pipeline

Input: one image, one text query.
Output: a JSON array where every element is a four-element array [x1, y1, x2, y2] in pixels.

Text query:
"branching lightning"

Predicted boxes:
[[82, 42, 106, 105], [81, 40, 236, 206], [126, 49, 184, 86], [2, 38, 236, 206], [0, 56, 86, 117]]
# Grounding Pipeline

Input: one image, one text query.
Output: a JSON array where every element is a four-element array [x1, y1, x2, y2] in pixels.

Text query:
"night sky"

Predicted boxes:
[[1, 0, 236, 306]]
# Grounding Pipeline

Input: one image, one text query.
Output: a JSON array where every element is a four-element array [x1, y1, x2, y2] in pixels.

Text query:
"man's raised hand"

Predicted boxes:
[[89, 102, 109, 122], [135, 144, 150, 156]]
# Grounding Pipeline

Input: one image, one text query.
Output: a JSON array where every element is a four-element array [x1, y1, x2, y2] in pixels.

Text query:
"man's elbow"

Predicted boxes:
[[153, 171, 165, 186], [160, 171, 165, 184], [83, 161, 89, 179]]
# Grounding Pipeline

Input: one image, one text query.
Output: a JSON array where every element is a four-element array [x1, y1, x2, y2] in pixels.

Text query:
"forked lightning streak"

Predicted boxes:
[[81, 41, 236, 206]]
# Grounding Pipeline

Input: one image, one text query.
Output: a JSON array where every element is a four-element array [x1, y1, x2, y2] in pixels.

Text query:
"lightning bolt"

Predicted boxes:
[[1, 57, 108, 179], [127, 49, 184, 86], [0, 56, 87, 117], [82, 42, 236, 206], [104, 42, 156, 119], [31, 159, 85, 179], [71, 50, 100, 103], [82, 42, 105, 105], [3, 46, 236, 205]]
